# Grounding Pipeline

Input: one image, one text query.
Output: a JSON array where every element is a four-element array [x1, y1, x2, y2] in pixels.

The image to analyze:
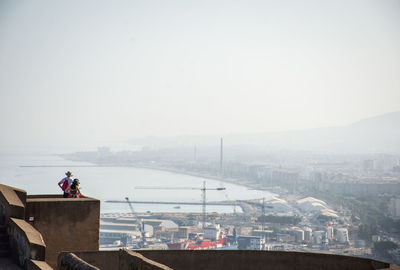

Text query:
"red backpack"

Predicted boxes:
[[61, 179, 69, 191]]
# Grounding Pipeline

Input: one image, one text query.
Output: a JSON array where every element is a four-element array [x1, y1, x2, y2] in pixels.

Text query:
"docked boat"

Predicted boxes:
[[167, 237, 227, 250]]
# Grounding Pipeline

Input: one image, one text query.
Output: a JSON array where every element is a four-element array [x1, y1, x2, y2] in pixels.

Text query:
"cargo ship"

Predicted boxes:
[[167, 224, 228, 250], [167, 237, 227, 250]]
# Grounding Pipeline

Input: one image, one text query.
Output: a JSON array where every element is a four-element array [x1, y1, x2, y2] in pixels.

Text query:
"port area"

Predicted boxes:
[[99, 193, 372, 258], [100, 197, 254, 249]]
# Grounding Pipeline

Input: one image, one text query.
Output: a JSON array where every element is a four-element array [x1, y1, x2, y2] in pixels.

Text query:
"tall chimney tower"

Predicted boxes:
[[220, 137, 223, 177]]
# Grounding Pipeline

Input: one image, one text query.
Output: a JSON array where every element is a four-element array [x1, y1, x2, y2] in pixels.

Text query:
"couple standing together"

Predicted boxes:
[[58, 171, 82, 198]]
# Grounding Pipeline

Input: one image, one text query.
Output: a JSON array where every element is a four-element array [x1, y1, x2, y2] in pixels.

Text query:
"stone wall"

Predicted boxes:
[[59, 251, 119, 270], [59, 250, 172, 270], [137, 250, 390, 270], [27, 259, 54, 270], [60, 249, 391, 270], [25, 195, 100, 268], [0, 184, 52, 269], [0, 184, 26, 225], [120, 250, 173, 270], [8, 217, 46, 267], [0, 184, 100, 269], [59, 253, 100, 270]]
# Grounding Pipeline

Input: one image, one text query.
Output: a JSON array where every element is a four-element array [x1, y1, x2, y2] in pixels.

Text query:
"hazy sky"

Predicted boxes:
[[1, 0, 399, 149]]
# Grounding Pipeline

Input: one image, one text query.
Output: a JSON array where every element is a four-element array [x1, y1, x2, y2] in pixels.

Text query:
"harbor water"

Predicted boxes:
[[0, 152, 275, 213]]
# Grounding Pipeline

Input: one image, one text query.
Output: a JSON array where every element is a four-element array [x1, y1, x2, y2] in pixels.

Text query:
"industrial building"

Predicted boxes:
[[0, 184, 397, 270], [336, 228, 350, 244], [237, 235, 265, 250]]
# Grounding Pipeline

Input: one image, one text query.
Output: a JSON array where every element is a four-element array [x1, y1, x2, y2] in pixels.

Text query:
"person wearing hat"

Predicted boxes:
[[58, 171, 73, 198]]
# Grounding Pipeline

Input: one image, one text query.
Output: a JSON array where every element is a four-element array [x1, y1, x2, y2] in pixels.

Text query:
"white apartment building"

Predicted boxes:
[[389, 197, 400, 219], [336, 228, 349, 244]]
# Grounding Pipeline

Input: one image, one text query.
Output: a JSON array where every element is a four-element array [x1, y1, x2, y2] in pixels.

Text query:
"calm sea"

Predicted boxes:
[[0, 152, 275, 213]]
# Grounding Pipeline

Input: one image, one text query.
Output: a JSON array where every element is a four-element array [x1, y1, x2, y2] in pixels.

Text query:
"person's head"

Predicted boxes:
[[73, 178, 80, 186], [65, 171, 73, 177]]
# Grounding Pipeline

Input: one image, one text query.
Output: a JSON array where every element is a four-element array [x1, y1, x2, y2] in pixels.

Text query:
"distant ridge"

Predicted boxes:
[[348, 110, 400, 131], [128, 111, 400, 154], [274, 110, 400, 153], [335, 110, 400, 153]]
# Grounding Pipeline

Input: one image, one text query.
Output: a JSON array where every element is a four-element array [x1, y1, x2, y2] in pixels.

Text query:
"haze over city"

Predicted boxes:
[[1, 0, 400, 152], [1, 1, 400, 267]]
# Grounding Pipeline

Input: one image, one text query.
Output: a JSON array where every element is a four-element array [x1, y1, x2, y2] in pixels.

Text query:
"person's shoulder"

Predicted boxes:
[[58, 177, 67, 182]]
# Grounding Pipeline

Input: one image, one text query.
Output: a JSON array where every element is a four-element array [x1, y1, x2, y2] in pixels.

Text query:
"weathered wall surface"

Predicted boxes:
[[59, 250, 172, 270], [8, 217, 46, 267], [25, 196, 100, 268], [0, 185, 53, 269], [28, 259, 54, 270], [137, 250, 390, 270], [119, 250, 173, 270], [59, 251, 119, 270], [61, 249, 391, 270], [0, 184, 26, 226], [59, 253, 100, 270]]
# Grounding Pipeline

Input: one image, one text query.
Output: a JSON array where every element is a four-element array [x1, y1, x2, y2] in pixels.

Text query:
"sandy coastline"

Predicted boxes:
[[131, 164, 280, 196]]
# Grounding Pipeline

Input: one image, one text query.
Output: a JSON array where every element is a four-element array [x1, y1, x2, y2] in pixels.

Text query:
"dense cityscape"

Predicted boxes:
[[63, 144, 400, 265], [2, 0, 399, 268]]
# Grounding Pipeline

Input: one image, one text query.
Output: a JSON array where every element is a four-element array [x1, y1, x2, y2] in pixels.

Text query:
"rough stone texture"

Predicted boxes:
[[119, 250, 173, 270], [25, 195, 100, 269], [137, 250, 390, 270], [58, 251, 119, 270], [59, 250, 172, 270], [12, 188, 27, 209], [8, 218, 46, 268], [0, 257, 23, 270], [0, 185, 26, 226], [27, 259, 53, 270], [59, 250, 393, 270], [59, 253, 100, 270]]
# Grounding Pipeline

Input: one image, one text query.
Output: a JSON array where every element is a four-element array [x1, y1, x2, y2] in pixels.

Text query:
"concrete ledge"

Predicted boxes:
[[58, 251, 119, 270], [58, 249, 395, 270], [137, 250, 390, 270], [59, 250, 173, 270], [27, 260, 53, 270], [120, 250, 173, 270], [25, 195, 100, 268], [9, 218, 46, 267], [12, 187, 27, 208], [0, 185, 26, 225], [379, 265, 400, 270], [59, 253, 100, 270], [27, 195, 96, 202]]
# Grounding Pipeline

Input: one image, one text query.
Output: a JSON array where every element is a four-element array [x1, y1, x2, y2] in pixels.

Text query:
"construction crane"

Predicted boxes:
[[135, 181, 225, 229], [124, 197, 146, 248]]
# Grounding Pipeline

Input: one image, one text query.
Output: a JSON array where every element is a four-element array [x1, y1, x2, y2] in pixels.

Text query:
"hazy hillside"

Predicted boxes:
[[335, 110, 400, 153], [129, 111, 400, 154]]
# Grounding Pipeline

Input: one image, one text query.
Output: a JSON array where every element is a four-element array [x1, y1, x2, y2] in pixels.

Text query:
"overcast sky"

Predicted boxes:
[[0, 0, 399, 150]]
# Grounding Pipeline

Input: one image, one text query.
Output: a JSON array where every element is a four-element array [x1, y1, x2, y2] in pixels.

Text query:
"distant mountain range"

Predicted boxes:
[[129, 111, 400, 154]]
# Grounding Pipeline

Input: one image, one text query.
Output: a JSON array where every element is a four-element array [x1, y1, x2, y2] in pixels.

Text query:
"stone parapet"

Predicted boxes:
[[59, 253, 100, 270], [137, 250, 390, 270], [59, 250, 173, 270], [8, 218, 46, 268], [61, 249, 394, 270], [0, 185, 26, 226], [25, 195, 100, 268], [120, 250, 173, 270], [27, 260, 53, 270]]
